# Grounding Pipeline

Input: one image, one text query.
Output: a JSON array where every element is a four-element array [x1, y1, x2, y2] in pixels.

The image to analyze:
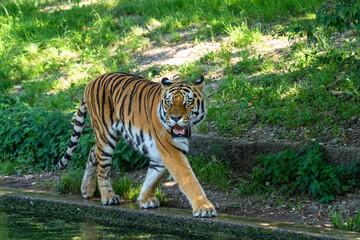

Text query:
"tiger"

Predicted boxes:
[[57, 72, 217, 218]]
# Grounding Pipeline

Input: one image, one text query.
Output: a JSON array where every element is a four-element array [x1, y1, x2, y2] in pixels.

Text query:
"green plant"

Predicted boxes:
[[224, 20, 262, 47], [242, 143, 360, 203], [188, 153, 231, 191], [288, 0, 360, 40], [0, 158, 20, 175], [331, 209, 360, 232], [0, 97, 148, 173], [317, 0, 360, 32], [57, 169, 83, 194], [112, 175, 133, 197]]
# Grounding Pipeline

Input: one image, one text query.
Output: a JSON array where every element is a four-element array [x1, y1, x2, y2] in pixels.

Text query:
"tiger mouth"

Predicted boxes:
[[171, 124, 191, 139]]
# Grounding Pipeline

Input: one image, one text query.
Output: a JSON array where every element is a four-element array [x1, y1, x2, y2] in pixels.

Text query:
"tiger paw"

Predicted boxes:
[[139, 196, 160, 208], [193, 202, 217, 218], [81, 182, 96, 199], [101, 194, 121, 205]]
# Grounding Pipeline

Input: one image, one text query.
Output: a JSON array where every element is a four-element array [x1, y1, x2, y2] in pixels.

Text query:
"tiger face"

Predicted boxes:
[[158, 77, 206, 141]]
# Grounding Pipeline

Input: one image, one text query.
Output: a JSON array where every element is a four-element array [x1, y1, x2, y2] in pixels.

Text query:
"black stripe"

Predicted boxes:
[[142, 145, 148, 155], [136, 134, 141, 145], [169, 141, 187, 155], [108, 131, 117, 142], [98, 163, 113, 169], [72, 130, 81, 137], [58, 160, 64, 168], [77, 109, 86, 117], [140, 129, 144, 142], [98, 148, 113, 157], [75, 120, 84, 126], [68, 140, 77, 148], [64, 152, 71, 160]]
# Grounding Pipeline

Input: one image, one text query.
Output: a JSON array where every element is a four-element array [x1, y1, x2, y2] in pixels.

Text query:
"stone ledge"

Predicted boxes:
[[0, 187, 359, 240], [189, 134, 360, 174]]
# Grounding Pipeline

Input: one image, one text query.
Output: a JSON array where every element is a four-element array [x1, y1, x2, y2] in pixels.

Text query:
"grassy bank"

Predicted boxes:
[[0, 0, 359, 180]]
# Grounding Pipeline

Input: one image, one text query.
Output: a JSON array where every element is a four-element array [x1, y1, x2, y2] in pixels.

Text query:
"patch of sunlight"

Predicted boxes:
[[162, 181, 177, 187], [51, 63, 94, 93], [147, 18, 162, 30], [42, 0, 96, 13], [24, 43, 39, 55], [131, 25, 148, 37], [280, 87, 299, 99], [259, 223, 270, 226]]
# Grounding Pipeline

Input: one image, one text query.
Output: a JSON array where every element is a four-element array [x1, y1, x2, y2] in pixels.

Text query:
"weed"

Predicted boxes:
[[331, 209, 360, 232]]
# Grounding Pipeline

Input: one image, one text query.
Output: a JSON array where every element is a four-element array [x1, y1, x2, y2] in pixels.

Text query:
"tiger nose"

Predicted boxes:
[[170, 116, 181, 122]]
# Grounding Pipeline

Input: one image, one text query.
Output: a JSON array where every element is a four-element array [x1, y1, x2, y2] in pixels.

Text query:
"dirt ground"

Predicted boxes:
[[0, 169, 359, 229]]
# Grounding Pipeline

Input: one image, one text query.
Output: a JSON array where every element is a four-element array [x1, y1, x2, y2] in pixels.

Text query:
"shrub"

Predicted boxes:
[[240, 143, 360, 203], [0, 97, 148, 174]]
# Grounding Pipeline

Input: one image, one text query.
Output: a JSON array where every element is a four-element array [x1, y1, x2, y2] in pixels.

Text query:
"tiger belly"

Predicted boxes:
[[113, 122, 161, 162]]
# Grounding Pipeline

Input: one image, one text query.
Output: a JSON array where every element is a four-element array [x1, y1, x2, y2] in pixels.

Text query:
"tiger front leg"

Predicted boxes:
[[137, 160, 166, 208], [162, 153, 217, 217]]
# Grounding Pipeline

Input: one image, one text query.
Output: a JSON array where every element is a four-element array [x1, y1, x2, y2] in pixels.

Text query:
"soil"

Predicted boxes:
[[0, 170, 359, 229]]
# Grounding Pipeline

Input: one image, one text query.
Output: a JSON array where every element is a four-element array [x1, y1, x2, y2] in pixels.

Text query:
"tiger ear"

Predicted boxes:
[[195, 76, 204, 90], [161, 77, 173, 87]]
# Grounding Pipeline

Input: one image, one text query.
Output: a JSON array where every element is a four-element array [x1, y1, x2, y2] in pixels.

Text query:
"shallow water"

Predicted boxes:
[[0, 206, 201, 240]]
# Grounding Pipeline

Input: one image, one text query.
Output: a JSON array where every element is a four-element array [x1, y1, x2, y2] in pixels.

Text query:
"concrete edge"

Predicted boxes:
[[189, 134, 360, 174], [0, 187, 359, 240]]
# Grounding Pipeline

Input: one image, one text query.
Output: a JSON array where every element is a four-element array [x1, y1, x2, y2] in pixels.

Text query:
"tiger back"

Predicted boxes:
[[58, 72, 217, 218]]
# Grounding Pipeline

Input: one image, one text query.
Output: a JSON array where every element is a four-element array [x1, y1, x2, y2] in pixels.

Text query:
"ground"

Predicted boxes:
[[0, 169, 359, 229]]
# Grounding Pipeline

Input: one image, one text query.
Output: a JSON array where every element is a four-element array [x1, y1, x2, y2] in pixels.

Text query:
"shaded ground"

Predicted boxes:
[[0, 170, 359, 229]]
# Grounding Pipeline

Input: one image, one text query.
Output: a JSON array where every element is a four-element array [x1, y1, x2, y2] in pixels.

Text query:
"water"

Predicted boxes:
[[0, 206, 201, 240]]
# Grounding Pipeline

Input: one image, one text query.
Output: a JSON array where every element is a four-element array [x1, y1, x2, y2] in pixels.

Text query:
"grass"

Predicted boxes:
[[57, 169, 167, 204], [2, 0, 354, 139], [188, 154, 232, 191], [331, 209, 360, 232], [0, 158, 20, 175]]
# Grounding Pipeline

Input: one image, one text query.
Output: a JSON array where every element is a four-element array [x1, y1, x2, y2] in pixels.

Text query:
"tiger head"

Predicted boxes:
[[158, 77, 206, 141]]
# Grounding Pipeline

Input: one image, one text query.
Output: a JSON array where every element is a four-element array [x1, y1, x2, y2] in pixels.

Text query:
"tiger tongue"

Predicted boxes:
[[173, 125, 185, 135]]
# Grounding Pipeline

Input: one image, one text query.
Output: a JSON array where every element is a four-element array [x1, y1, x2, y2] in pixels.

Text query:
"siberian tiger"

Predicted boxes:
[[57, 72, 217, 217]]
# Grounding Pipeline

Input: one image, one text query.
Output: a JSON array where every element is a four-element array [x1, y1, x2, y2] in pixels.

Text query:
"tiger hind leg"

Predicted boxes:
[[81, 146, 97, 199], [137, 159, 166, 208], [95, 140, 121, 205]]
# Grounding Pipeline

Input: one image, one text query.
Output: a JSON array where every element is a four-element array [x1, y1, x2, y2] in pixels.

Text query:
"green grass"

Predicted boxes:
[[0, 158, 20, 175], [188, 154, 232, 191], [57, 169, 167, 204], [57, 168, 83, 194], [0, 0, 359, 178], [331, 209, 360, 232]]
